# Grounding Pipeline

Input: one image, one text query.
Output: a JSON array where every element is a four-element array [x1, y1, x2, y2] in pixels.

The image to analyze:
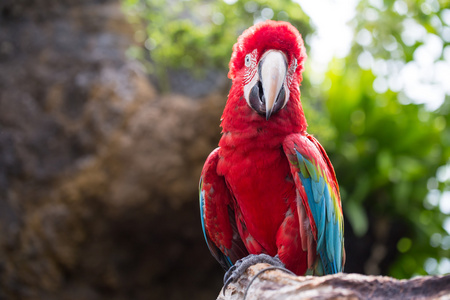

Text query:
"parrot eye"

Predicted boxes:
[[245, 54, 251, 67]]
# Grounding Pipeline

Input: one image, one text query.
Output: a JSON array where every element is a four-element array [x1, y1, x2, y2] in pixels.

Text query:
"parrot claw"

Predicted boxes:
[[222, 254, 286, 295]]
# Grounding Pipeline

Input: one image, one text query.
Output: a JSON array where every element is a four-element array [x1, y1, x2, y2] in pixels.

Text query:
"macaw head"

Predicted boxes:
[[228, 20, 307, 121]]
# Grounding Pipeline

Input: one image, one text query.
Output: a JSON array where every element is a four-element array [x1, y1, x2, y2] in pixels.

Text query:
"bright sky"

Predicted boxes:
[[295, 0, 450, 111], [294, 0, 359, 94], [296, 0, 358, 64]]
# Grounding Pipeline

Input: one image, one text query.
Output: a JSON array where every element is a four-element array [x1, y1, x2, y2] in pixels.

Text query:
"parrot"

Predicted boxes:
[[199, 20, 345, 285]]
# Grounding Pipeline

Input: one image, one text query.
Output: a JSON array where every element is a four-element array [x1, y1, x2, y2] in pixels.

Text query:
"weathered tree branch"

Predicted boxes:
[[218, 263, 450, 300]]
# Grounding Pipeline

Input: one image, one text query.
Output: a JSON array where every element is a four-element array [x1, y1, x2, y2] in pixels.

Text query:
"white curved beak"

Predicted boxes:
[[260, 50, 287, 120]]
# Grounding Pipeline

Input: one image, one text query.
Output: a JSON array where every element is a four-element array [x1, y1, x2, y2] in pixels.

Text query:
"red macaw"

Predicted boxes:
[[199, 20, 345, 282]]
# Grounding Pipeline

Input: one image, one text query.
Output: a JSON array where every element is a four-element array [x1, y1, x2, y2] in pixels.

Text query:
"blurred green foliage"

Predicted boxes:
[[122, 0, 311, 89], [324, 0, 450, 278], [122, 0, 450, 279]]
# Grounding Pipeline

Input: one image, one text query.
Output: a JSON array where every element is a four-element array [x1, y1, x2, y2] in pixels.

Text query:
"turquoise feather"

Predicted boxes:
[[294, 149, 343, 274]]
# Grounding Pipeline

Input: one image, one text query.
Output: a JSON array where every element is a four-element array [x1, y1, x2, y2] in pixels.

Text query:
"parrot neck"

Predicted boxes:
[[220, 83, 307, 149]]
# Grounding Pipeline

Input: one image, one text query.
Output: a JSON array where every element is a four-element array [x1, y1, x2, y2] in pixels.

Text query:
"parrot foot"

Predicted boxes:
[[222, 254, 294, 295]]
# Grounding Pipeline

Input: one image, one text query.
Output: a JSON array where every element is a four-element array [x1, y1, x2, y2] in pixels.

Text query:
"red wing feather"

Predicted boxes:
[[199, 148, 248, 270]]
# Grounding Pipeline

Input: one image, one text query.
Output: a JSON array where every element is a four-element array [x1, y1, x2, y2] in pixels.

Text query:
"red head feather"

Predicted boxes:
[[228, 20, 307, 86], [221, 21, 308, 139]]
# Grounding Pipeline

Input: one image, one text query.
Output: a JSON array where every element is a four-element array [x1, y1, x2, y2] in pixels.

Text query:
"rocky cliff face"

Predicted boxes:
[[0, 1, 226, 299]]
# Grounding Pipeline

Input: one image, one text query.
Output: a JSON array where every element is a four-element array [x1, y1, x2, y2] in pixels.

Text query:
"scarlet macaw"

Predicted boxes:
[[199, 20, 345, 283]]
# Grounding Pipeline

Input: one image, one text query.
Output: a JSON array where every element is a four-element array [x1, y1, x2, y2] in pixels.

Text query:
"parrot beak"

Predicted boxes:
[[245, 49, 289, 120], [259, 50, 287, 120]]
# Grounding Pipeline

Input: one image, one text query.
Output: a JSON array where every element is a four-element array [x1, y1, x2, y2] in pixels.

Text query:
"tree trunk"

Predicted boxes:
[[219, 263, 450, 300]]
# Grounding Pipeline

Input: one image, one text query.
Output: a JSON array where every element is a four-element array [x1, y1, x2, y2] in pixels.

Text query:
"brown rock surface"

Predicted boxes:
[[0, 0, 225, 299]]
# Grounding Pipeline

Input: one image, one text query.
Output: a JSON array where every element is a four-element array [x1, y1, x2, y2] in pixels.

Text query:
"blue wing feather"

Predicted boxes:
[[199, 148, 248, 271], [199, 177, 234, 270], [284, 135, 344, 275]]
